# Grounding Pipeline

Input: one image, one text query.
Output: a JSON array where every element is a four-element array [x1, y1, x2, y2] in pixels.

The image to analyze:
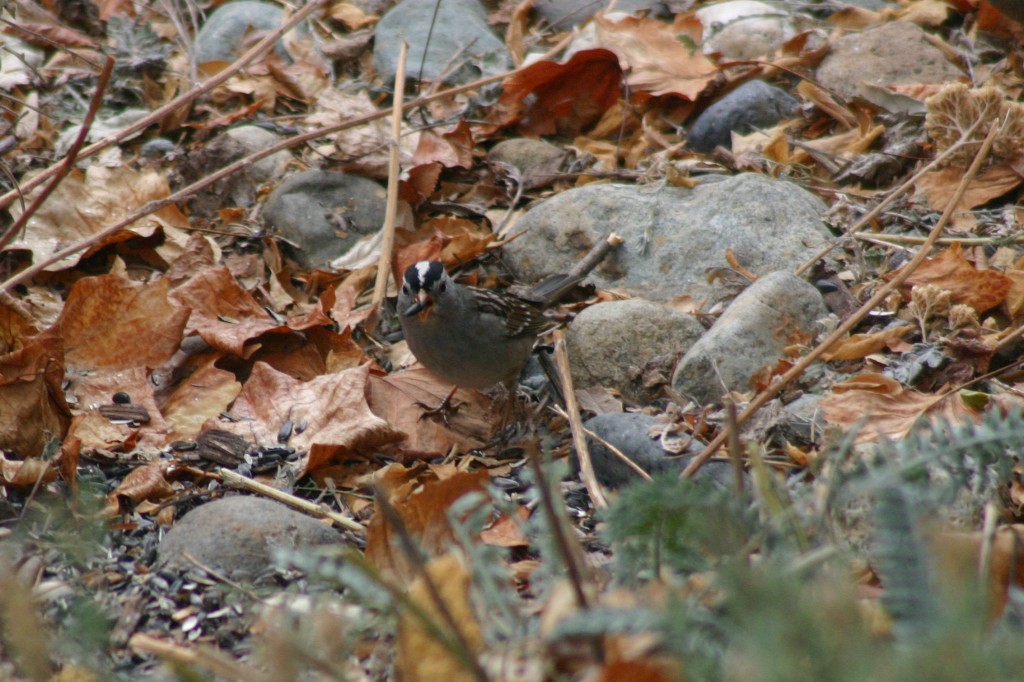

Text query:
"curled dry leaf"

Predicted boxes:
[[886, 243, 1013, 314], [366, 465, 490, 584], [5, 166, 189, 271], [823, 325, 914, 361], [595, 13, 716, 100], [0, 335, 71, 457], [491, 49, 623, 137], [0, 453, 56, 487], [169, 265, 288, 356], [395, 552, 483, 682], [105, 461, 175, 516], [210, 362, 403, 477], [821, 372, 974, 444]]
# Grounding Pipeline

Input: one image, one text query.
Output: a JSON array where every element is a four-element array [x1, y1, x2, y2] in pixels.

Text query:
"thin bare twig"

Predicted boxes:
[[372, 40, 409, 309], [0, 57, 114, 253], [218, 468, 364, 533], [682, 120, 1002, 479], [0, 33, 576, 295], [551, 328, 608, 509], [0, 0, 327, 212], [793, 119, 986, 276]]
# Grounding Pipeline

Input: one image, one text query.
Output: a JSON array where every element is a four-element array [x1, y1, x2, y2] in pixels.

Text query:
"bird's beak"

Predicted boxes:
[[403, 291, 431, 317]]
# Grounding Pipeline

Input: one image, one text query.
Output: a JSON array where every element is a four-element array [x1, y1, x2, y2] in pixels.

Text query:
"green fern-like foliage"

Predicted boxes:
[[871, 485, 941, 640], [602, 474, 755, 582], [829, 406, 1023, 512]]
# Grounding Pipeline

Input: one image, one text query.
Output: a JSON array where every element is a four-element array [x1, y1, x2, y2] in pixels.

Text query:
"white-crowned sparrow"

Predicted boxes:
[[397, 260, 552, 390]]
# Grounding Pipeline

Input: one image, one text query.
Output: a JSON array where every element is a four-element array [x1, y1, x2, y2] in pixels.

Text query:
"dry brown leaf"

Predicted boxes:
[[887, 243, 1012, 313], [328, 2, 378, 29], [895, 0, 951, 25], [913, 163, 1023, 213], [105, 461, 175, 515], [160, 353, 241, 441], [211, 362, 402, 476], [366, 466, 490, 584], [5, 166, 189, 271], [820, 373, 974, 444], [0, 453, 56, 487], [66, 411, 139, 453], [411, 120, 475, 169], [169, 266, 288, 356], [395, 552, 483, 682], [480, 507, 530, 548], [595, 13, 716, 100], [823, 326, 914, 361], [827, 6, 882, 27], [0, 335, 71, 457], [307, 88, 419, 177], [0, 302, 39, 355], [367, 368, 493, 454], [1002, 268, 1024, 317], [56, 276, 189, 369], [928, 525, 1024, 618], [492, 49, 623, 137], [64, 366, 173, 449]]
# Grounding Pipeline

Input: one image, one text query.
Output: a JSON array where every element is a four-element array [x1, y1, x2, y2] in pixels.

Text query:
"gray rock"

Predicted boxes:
[[687, 80, 799, 153], [194, 1, 287, 65], [781, 392, 826, 443], [534, 0, 669, 30], [226, 126, 291, 182], [816, 21, 963, 101], [182, 125, 291, 214], [568, 299, 703, 402], [672, 271, 827, 404], [374, 0, 511, 84], [579, 412, 733, 489], [697, 1, 795, 60], [489, 138, 567, 174], [263, 170, 387, 268], [157, 496, 342, 578], [504, 173, 830, 304]]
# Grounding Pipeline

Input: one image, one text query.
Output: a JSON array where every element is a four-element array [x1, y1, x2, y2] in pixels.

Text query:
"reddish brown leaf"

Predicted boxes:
[[480, 508, 530, 548], [105, 461, 175, 515], [0, 335, 71, 457], [492, 49, 623, 136], [367, 368, 493, 454], [212, 362, 403, 476], [366, 465, 490, 583], [888, 243, 1013, 313], [411, 120, 475, 168], [57, 276, 189, 369], [913, 163, 1023, 213], [170, 265, 287, 356], [160, 353, 241, 441]]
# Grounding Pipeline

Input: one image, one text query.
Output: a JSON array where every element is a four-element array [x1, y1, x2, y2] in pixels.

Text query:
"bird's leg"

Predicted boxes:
[[415, 385, 461, 426]]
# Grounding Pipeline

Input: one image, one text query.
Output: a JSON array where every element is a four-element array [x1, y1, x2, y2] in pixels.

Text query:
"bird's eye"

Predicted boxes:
[[402, 284, 409, 294], [439, 280, 447, 292]]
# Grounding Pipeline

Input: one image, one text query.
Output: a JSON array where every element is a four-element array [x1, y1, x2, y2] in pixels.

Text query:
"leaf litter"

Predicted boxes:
[[2, 2, 1024, 681]]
